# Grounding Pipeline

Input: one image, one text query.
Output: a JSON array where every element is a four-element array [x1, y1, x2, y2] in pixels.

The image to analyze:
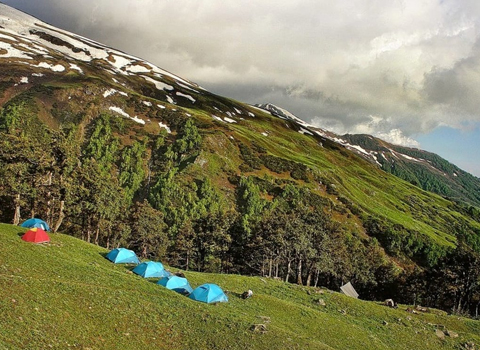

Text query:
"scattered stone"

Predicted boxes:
[[316, 289, 325, 294], [463, 341, 475, 350], [383, 320, 388, 326], [339, 309, 347, 315], [446, 330, 459, 338], [384, 299, 397, 308], [415, 305, 429, 313], [126, 270, 133, 274], [406, 307, 418, 314], [317, 298, 326, 306], [435, 329, 445, 340], [250, 324, 268, 333]]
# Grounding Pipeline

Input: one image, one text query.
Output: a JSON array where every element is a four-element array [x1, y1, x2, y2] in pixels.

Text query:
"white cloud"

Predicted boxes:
[[3, 0, 480, 153]]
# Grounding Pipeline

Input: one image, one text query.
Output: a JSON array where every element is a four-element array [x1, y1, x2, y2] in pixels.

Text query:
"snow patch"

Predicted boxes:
[[212, 115, 224, 122], [261, 132, 269, 136], [0, 41, 32, 59], [131, 116, 146, 124], [35, 62, 65, 72], [109, 106, 145, 124], [126, 64, 150, 73], [141, 75, 173, 91], [142, 101, 152, 107], [69, 63, 83, 74], [298, 127, 313, 135], [158, 122, 171, 133], [248, 112, 255, 117], [234, 108, 242, 114], [103, 89, 117, 98], [166, 95, 175, 104], [0, 33, 17, 41], [20, 76, 28, 84], [176, 81, 198, 93], [224, 117, 237, 123], [157, 104, 166, 109], [176, 91, 196, 103]]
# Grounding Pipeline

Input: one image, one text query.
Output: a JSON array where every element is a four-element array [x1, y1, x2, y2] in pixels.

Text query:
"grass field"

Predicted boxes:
[[0, 223, 479, 350]]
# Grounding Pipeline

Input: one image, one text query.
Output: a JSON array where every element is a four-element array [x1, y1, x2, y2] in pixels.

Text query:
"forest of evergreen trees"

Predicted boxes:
[[1, 100, 480, 317]]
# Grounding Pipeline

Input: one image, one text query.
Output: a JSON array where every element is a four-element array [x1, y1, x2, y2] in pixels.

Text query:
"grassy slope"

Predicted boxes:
[[1, 223, 479, 350], [203, 111, 478, 247]]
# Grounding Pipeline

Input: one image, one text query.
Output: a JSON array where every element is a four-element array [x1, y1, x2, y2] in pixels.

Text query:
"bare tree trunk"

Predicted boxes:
[[285, 259, 291, 283], [297, 259, 303, 285], [306, 266, 313, 287], [268, 258, 273, 278], [53, 201, 65, 233], [46, 172, 53, 226], [314, 269, 320, 288], [94, 227, 100, 245], [13, 194, 21, 225]]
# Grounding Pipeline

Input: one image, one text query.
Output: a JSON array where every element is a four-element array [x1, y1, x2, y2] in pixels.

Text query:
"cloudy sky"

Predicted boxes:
[[3, 0, 480, 176]]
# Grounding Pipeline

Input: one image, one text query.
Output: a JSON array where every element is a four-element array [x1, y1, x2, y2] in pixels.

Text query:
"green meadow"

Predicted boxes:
[[1, 223, 478, 350]]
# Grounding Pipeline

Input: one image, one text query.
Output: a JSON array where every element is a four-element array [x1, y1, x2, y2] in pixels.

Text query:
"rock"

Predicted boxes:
[[382, 320, 388, 326], [435, 329, 445, 340], [446, 330, 458, 338], [415, 305, 429, 312], [317, 298, 326, 306], [250, 324, 268, 333], [463, 341, 475, 350]]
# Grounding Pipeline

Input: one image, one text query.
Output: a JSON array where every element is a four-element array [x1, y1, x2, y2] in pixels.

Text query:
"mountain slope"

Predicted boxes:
[[1, 3, 480, 316], [1, 223, 479, 350], [255, 103, 480, 207]]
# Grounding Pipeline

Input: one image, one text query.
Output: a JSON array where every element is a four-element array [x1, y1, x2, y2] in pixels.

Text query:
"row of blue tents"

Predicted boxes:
[[106, 248, 228, 304]]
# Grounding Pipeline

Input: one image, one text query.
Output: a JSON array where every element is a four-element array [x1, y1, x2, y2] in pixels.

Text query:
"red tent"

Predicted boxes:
[[21, 228, 50, 243]]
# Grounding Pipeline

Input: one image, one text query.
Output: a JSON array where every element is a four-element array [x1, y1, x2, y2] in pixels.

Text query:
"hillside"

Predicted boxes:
[[1, 223, 479, 350], [1, 3, 480, 317], [256, 103, 480, 207]]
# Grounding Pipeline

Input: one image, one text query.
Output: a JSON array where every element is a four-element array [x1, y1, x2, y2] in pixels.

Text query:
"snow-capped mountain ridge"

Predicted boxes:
[[0, 3, 199, 89]]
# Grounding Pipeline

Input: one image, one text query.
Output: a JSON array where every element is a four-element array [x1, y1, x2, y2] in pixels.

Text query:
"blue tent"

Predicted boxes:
[[20, 218, 50, 232], [189, 284, 228, 304], [105, 248, 140, 264], [157, 275, 193, 295], [132, 261, 170, 278]]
